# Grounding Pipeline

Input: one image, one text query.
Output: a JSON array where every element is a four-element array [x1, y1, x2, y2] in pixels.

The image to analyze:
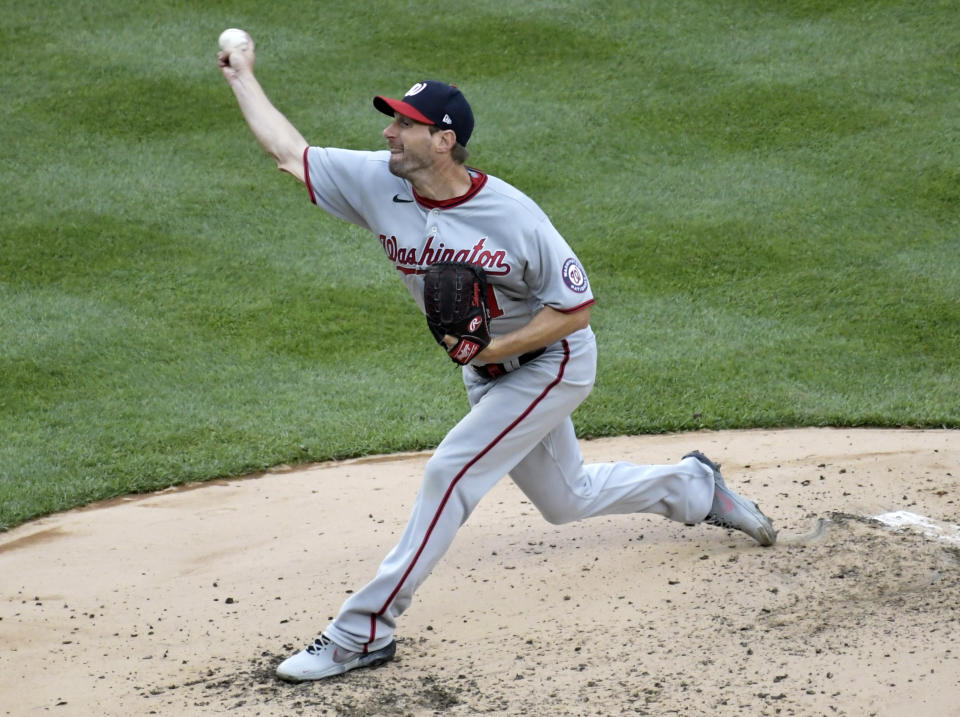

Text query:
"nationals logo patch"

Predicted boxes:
[[562, 258, 588, 293]]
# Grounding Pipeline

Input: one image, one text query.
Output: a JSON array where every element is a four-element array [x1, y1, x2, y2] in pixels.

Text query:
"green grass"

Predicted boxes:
[[1, 0, 957, 530]]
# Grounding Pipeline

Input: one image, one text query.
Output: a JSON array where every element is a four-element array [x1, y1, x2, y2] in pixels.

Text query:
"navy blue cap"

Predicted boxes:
[[374, 80, 474, 146]]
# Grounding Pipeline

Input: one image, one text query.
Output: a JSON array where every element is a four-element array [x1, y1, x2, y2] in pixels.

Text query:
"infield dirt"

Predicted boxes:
[[2, 428, 958, 716]]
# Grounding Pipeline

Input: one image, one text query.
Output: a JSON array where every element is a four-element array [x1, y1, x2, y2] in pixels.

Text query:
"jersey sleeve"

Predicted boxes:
[[303, 147, 377, 230], [524, 217, 595, 313]]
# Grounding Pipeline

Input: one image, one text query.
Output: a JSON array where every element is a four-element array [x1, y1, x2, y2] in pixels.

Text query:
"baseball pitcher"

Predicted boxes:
[[218, 33, 776, 683]]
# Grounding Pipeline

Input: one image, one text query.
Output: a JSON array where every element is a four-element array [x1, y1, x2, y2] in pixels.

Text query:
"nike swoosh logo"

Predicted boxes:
[[717, 492, 735, 514], [332, 647, 357, 664], [392, 194, 414, 203]]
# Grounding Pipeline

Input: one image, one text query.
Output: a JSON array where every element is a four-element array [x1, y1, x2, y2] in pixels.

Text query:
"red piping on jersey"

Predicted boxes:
[[366, 339, 572, 647], [413, 170, 487, 209], [304, 146, 318, 205], [558, 298, 595, 314]]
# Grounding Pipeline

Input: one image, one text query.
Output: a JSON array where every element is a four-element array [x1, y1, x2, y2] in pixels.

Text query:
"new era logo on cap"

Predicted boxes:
[[374, 80, 475, 146]]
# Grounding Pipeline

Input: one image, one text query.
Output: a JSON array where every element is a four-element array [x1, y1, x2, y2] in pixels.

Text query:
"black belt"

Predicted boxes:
[[472, 348, 546, 380]]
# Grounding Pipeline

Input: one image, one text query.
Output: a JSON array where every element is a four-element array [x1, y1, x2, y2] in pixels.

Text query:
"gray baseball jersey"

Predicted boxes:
[[305, 148, 594, 344], [301, 146, 714, 654]]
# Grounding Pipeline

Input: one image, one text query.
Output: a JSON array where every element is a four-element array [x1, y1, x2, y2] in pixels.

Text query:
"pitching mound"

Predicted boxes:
[[1, 428, 958, 716]]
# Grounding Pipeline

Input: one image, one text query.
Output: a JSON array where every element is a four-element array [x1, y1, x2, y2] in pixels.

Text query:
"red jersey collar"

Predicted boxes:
[[413, 169, 487, 209]]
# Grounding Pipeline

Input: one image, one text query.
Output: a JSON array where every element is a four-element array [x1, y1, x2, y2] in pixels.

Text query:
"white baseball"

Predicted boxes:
[[218, 28, 250, 52]]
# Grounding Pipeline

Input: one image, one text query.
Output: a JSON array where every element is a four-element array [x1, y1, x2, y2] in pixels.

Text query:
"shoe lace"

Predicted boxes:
[[305, 634, 333, 655], [704, 513, 735, 529]]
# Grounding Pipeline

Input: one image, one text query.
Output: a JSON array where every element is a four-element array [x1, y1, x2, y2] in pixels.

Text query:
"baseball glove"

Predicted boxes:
[[422, 262, 491, 365]]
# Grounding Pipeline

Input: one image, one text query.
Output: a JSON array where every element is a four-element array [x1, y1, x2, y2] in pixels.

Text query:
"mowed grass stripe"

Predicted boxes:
[[1, 1, 957, 529]]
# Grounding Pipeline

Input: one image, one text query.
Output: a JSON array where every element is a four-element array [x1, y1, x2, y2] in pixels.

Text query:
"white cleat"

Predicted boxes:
[[685, 450, 777, 547], [276, 634, 396, 682]]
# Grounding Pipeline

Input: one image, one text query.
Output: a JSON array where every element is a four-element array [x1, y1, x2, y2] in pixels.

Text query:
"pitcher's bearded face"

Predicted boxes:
[[384, 114, 438, 179]]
